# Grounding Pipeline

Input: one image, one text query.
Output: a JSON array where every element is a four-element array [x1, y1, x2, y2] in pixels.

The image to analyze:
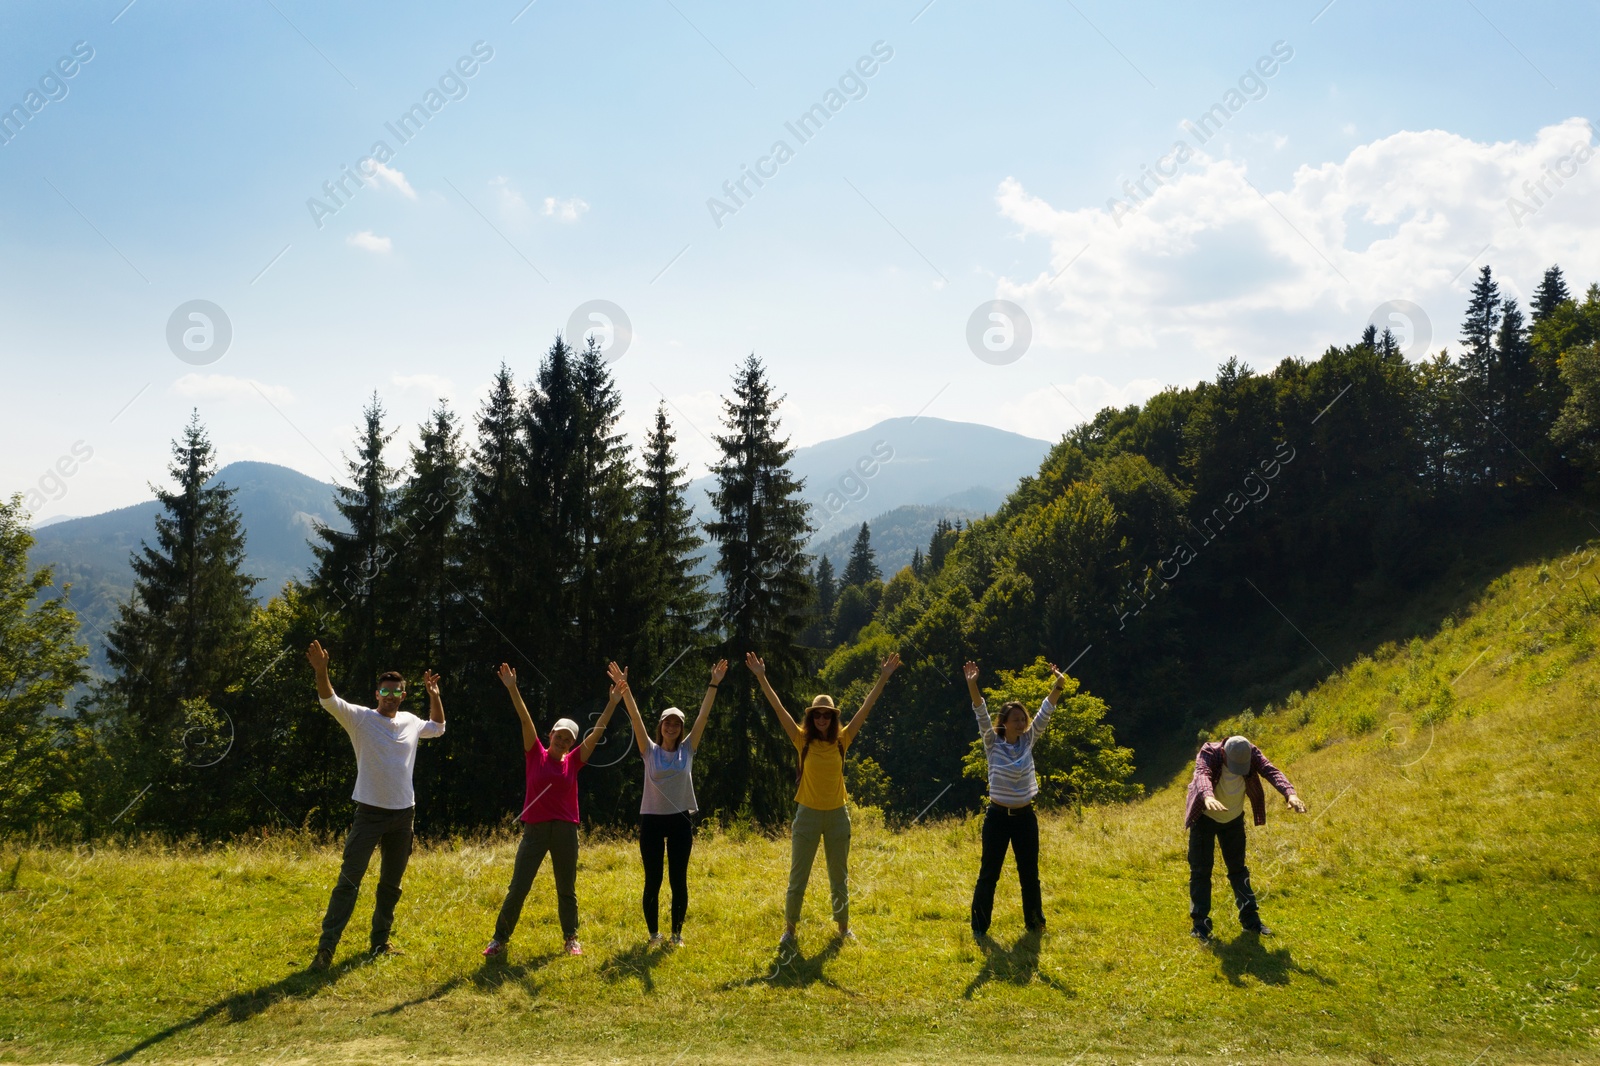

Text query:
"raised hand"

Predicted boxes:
[[608, 663, 630, 700], [963, 661, 979, 683], [422, 670, 441, 698], [879, 652, 902, 678], [745, 651, 766, 678], [497, 663, 517, 690], [306, 640, 331, 673], [710, 659, 729, 685], [1048, 663, 1067, 694]]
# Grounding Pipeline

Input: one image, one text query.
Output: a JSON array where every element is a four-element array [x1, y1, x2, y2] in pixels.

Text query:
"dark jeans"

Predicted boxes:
[[640, 812, 694, 936], [970, 802, 1043, 934], [1188, 814, 1261, 934], [318, 803, 414, 954], [494, 819, 580, 943]]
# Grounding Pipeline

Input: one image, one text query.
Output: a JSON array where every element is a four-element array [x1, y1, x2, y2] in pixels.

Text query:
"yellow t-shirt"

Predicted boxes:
[[793, 730, 851, 810]]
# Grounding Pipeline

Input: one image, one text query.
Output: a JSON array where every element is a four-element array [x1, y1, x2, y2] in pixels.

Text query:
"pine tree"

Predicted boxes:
[[310, 393, 397, 696], [703, 354, 813, 823], [842, 522, 880, 588], [1460, 265, 1502, 370], [1532, 264, 1571, 324], [385, 402, 465, 672], [100, 413, 257, 827], [928, 518, 956, 572], [911, 546, 924, 577], [638, 401, 710, 672], [815, 555, 837, 621], [1495, 298, 1537, 483], [1458, 266, 1504, 483]]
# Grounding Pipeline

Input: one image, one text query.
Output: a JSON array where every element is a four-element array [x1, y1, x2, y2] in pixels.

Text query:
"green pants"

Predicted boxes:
[[494, 819, 580, 942], [786, 803, 851, 927]]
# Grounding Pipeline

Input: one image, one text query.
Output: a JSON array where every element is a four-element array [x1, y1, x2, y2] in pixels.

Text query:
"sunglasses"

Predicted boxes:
[[810, 710, 837, 719], [377, 687, 406, 698]]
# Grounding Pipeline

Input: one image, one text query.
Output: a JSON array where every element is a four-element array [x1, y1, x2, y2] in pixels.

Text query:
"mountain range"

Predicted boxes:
[[27, 418, 1051, 676]]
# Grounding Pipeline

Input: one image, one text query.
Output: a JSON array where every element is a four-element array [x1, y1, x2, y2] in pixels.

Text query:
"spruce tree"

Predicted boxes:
[[1532, 264, 1571, 324], [928, 518, 956, 572], [842, 522, 880, 588], [638, 401, 710, 673], [815, 555, 837, 622], [1495, 298, 1537, 481], [703, 354, 813, 823], [310, 393, 397, 695], [100, 413, 257, 827], [1458, 265, 1504, 483], [386, 402, 465, 671]]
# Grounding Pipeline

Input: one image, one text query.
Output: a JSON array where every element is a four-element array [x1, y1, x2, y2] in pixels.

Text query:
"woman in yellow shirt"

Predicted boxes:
[[746, 650, 901, 949]]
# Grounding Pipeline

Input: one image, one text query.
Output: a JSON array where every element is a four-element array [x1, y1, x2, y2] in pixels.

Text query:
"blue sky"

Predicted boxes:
[[3, 0, 1596, 518]]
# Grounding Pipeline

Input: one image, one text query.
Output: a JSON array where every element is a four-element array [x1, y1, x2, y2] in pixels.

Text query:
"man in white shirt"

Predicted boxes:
[[306, 640, 446, 970]]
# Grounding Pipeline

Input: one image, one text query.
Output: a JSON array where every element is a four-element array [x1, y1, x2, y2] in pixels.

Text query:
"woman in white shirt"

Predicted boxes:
[[964, 660, 1065, 940], [610, 658, 727, 947]]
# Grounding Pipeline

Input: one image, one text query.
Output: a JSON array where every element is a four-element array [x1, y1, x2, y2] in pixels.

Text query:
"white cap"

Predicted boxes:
[[659, 707, 686, 723], [552, 718, 580, 741]]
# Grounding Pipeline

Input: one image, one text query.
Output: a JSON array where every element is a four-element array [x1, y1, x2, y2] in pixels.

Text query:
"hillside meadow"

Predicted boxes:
[[3, 538, 1600, 1066]]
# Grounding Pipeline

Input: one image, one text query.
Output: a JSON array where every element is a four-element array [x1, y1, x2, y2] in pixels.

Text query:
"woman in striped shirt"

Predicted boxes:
[[965, 660, 1066, 939]]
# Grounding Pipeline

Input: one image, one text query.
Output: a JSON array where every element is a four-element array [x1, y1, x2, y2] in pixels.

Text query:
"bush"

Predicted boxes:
[[961, 657, 1143, 809]]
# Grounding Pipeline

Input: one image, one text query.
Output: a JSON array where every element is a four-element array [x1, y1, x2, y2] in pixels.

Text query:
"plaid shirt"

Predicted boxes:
[[1183, 741, 1296, 828]]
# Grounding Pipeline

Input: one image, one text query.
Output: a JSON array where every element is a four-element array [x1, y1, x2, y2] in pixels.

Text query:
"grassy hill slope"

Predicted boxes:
[[3, 536, 1599, 1065]]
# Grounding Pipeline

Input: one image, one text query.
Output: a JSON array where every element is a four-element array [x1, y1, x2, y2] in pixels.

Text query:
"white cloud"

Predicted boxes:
[[171, 373, 293, 405], [370, 162, 416, 200], [542, 195, 590, 222], [995, 118, 1600, 368], [347, 230, 393, 253], [491, 176, 533, 226], [392, 373, 455, 401], [1006, 378, 1166, 442]]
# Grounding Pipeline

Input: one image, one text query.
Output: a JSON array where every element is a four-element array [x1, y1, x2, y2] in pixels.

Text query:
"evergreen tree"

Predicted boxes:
[[928, 518, 956, 572], [310, 393, 397, 696], [703, 355, 813, 823], [1458, 266, 1504, 483], [1494, 298, 1538, 483], [638, 401, 709, 669], [1532, 264, 1571, 324], [100, 413, 257, 828], [0, 495, 89, 834], [386, 402, 466, 671], [911, 546, 924, 577], [842, 522, 880, 588], [1460, 265, 1503, 369], [815, 555, 837, 621]]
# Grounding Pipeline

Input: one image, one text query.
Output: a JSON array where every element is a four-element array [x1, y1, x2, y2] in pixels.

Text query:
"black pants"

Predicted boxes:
[[640, 812, 694, 936], [319, 803, 414, 954], [1187, 814, 1261, 934], [970, 802, 1043, 934]]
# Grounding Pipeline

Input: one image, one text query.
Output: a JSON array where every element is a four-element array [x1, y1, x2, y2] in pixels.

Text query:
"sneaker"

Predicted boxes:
[[669, 934, 685, 948], [778, 930, 797, 951], [309, 947, 333, 972], [564, 937, 583, 956], [1190, 928, 1212, 944], [481, 939, 507, 961], [648, 933, 667, 948], [369, 942, 403, 959], [1243, 924, 1274, 937], [837, 928, 857, 945]]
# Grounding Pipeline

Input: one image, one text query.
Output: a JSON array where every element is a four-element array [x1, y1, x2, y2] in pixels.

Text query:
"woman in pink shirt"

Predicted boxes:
[[482, 662, 621, 959]]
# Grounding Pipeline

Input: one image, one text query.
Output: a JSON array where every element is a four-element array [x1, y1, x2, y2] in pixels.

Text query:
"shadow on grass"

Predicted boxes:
[[100, 954, 367, 1064], [720, 935, 847, 992], [1212, 932, 1337, 988], [963, 929, 1074, 999], [371, 953, 561, 1016], [599, 940, 671, 993]]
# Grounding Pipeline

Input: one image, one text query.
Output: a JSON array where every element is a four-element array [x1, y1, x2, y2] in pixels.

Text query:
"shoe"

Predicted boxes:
[[564, 937, 583, 956], [648, 933, 667, 948], [837, 928, 857, 944], [481, 939, 507, 961], [778, 930, 797, 951], [1190, 928, 1212, 944], [369, 942, 403, 959], [1243, 924, 1274, 937], [309, 947, 333, 972], [669, 934, 685, 948]]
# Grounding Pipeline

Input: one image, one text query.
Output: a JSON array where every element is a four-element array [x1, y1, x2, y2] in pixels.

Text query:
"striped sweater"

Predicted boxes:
[[974, 696, 1054, 806]]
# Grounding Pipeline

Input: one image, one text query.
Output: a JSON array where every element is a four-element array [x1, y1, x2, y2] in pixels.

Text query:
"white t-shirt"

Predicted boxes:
[[1204, 767, 1247, 823], [321, 694, 445, 810], [640, 739, 697, 815]]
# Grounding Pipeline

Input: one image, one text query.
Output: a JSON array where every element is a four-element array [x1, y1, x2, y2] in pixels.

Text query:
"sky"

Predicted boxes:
[[3, 0, 1597, 521]]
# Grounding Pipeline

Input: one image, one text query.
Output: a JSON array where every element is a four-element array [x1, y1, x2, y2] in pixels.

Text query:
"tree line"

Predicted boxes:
[[4, 262, 1597, 837]]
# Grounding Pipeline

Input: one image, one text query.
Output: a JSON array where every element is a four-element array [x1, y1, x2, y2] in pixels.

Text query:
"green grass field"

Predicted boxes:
[[4, 539, 1600, 1065]]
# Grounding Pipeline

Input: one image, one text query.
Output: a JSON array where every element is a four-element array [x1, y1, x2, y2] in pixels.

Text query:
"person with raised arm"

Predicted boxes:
[[1184, 734, 1307, 943], [611, 658, 728, 947], [747, 649, 901, 949], [964, 660, 1064, 941], [304, 640, 446, 971], [482, 662, 622, 960]]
